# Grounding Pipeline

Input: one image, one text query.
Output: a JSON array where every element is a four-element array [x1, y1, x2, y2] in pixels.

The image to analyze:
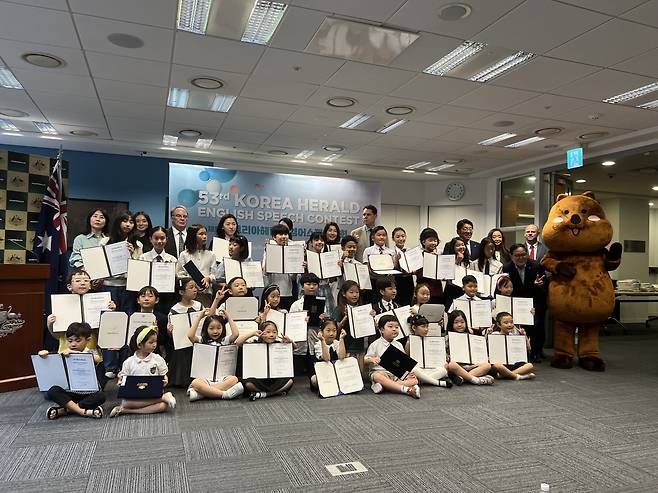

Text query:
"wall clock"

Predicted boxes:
[[446, 182, 465, 201]]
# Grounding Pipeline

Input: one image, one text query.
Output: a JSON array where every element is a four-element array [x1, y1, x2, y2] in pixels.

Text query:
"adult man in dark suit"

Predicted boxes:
[[524, 224, 548, 262], [165, 205, 189, 259], [442, 218, 480, 259], [502, 243, 547, 363]]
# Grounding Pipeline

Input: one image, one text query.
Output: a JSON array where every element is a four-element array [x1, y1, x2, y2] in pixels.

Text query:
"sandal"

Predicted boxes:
[[109, 406, 122, 418], [84, 406, 104, 419], [46, 406, 66, 420]]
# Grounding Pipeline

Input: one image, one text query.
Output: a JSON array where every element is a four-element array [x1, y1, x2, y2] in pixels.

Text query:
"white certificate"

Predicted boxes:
[[31, 354, 69, 391], [152, 261, 176, 293], [267, 310, 307, 342], [487, 334, 508, 364], [343, 262, 372, 290], [80, 246, 110, 280], [506, 335, 528, 364], [422, 253, 455, 280], [448, 332, 471, 364], [409, 335, 447, 369], [470, 270, 485, 293], [347, 304, 375, 339], [334, 357, 364, 394], [224, 258, 243, 283], [469, 334, 489, 364], [126, 259, 151, 292], [393, 305, 412, 337], [190, 342, 216, 380], [127, 312, 156, 342], [98, 311, 129, 348], [51, 294, 83, 333], [399, 246, 424, 273], [480, 274, 504, 298], [454, 299, 492, 328], [66, 353, 99, 392], [170, 311, 203, 350], [81, 292, 111, 329], [242, 343, 269, 379], [307, 250, 342, 279], [269, 343, 294, 378], [314, 361, 340, 398], [368, 254, 401, 274], [212, 238, 230, 261], [265, 244, 305, 274], [104, 242, 130, 276], [225, 296, 258, 321], [512, 298, 534, 326], [454, 265, 467, 285], [241, 261, 265, 288], [329, 244, 342, 252], [216, 345, 239, 378]]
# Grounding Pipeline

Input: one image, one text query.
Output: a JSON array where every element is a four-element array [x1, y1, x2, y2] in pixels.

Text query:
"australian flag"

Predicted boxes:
[[33, 150, 68, 298]]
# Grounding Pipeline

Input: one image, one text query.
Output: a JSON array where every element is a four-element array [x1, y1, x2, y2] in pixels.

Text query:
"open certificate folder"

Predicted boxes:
[[242, 343, 294, 379], [169, 311, 205, 350], [398, 246, 424, 273], [454, 299, 493, 328], [80, 242, 131, 280], [409, 335, 447, 369], [487, 334, 528, 364], [422, 253, 455, 280], [494, 295, 534, 325], [448, 332, 489, 364], [307, 250, 342, 279], [212, 238, 229, 261], [266, 309, 307, 342], [347, 304, 376, 339], [314, 358, 364, 398], [126, 259, 176, 293], [224, 258, 264, 288], [51, 292, 111, 332], [98, 312, 156, 348], [374, 305, 412, 340], [31, 352, 98, 392], [343, 261, 372, 290], [379, 344, 417, 379], [368, 254, 401, 275], [190, 343, 238, 381], [265, 244, 305, 274], [225, 296, 259, 332]]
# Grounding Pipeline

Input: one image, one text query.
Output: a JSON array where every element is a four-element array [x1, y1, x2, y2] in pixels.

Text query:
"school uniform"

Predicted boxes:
[[262, 249, 295, 310], [242, 340, 293, 393], [289, 297, 313, 374], [140, 250, 177, 263], [394, 246, 415, 306], [332, 306, 367, 354], [177, 249, 216, 306], [469, 258, 503, 275], [119, 352, 168, 378], [167, 302, 203, 387], [373, 298, 399, 315], [366, 337, 405, 380], [46, 347, 106, 410]]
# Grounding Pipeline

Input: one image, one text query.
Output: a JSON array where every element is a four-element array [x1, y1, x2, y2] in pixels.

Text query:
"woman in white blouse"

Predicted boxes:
[[469, 237, 503, 275]]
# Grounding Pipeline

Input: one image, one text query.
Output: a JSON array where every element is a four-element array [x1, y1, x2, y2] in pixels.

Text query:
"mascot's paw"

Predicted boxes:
[[550, 354, 573, 369], [608, 242, 623, 261], [555, 262, 577, 277], [578, 356, 605, 372]]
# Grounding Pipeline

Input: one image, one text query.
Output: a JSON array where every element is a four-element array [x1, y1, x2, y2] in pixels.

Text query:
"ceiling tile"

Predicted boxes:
[[504, 94, 592, 119], [95, 79, 167, 105], [612, 48, 658, 79], [12, 68, 96, 98], [391, 74, 479, 104], [165, 107, 226, 129], [387, 120, 453, 139], [263, 133, 315, 149], [230, 98, 298, 120], [469, 112, 541, 132], [555, 102, 658, 131], [389, 33, 461, 72], [324, 62, 416, 94], [106, 115, 162, 133], [69, 0, 177, 29], [389, 0, 524, 40], [86, 52, 170, 86], [170, 64, 247, 95], [109, 128, 162, 143], [323, 128, 380, 147], [273, 122, 332, 139], [29, 91, 103, 118], [0, 88, 46, 121], [372, 134, 431, 151], [173, 32, 265, 74], [551, 69, 654, 101], [0, 2, 80, 48], [363, 96, 439, 118], [73, 14, 174, 62], [240, 77, 319, 105], [223, 114, 284, 134], [101, 99, 165, 120], [304, 87, 382, 113], [8, 0, 69, 10], [491, 56, 600, 92], [270, 6, 326, 51], [415, 105, 492, 126], [450, 85, 537, 112], [560, 0, 646, 15], [474, 0, 609, 54], [216, 128, 271, 145], [252, 48, 344, 85], [0, 40, 89, 76], [548, 19, 658, 67], [291, 0, 407, 23], [163, 124, 220, 140], [621, 0, 658, 28], [413, 139, 464, 153], [287, 105, 359, 126], [439, 126, 506, 144], [52, 123, 111, 139]]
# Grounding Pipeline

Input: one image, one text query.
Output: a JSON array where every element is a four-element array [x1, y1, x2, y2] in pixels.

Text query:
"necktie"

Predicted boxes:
[[178, 231, 184, 254], [368, 229, 374, 246], [530, 245, 535, 260], [388, 302, 393, 311], [155, 255, 162, 262], [379, 246, 384, 254]]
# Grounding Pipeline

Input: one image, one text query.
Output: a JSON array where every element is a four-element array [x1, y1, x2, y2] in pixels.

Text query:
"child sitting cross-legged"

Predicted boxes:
[[365, 314, 420, 399], [310, 319, 347, 391], [485, 311, 535, 381]]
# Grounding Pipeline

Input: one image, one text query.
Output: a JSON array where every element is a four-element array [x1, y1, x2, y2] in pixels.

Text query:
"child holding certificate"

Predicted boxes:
[[415, 228, 444, 304], [485, 312, 535, 380], [333, 281, 373, 369], [186, 309, 244, 401], [290, 273, 327, 372], [259, 284, 287, 323], [306, 232, 337, 315], [38, 322, 105, 420], [262, 224, 297, 311], [391, 227, 414, 306], [176, 224, 216, 307], [446, 310, 494, 386], [365, 315, 420, 398], [362, 226, 399, 287], [110, 326, 176, 417], [410, 282, 431, 315], [310, 319, 347, 390], [404, 315, 451, 388], [237, 321, 295, 401], [215, 234, 250, 285]]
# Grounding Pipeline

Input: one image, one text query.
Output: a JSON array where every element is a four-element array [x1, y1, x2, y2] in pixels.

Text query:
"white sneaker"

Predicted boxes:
[[104, 371, 116, 379], [187, 388, 203, 402], [407, 384, 421, 399], [163, 392, 177, 409], [371, 382, 383, 394], [222, 382, 244, 400]]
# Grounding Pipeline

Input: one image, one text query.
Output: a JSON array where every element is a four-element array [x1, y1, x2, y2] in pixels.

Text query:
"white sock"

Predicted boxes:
[[400, 386, 409, 394]]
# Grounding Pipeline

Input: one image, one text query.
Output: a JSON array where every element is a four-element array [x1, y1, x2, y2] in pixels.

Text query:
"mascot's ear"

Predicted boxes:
[[556, 193, 569, 201], [582, 191, 597, 200]]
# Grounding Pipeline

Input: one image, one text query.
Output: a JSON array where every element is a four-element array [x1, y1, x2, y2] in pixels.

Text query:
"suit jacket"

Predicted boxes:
[[442, 239, 480, 260], [501, 259, 547, 311], [350, 225, 374, 263], [165, 227, 181, 259], [526, 241, 548, 262]]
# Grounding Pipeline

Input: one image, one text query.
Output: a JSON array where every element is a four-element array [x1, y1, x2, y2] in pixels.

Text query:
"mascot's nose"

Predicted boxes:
[[570, 214, 581, 225]]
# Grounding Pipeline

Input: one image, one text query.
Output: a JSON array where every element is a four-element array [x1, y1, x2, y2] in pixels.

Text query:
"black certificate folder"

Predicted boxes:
[[117, 375, 164, 399], [379, 345, 417, 379]]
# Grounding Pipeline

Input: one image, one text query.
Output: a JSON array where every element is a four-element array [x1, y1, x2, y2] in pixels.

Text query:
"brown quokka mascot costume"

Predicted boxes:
[[541, 192, 622, 371]]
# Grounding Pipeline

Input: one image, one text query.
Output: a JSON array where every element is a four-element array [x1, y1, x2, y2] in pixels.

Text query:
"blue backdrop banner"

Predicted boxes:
[[168, 163, 381, 260]]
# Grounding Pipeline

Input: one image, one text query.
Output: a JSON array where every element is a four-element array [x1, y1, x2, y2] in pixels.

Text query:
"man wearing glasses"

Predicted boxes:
[[502, 243, 547, 363], [165, 205, 189, 259]]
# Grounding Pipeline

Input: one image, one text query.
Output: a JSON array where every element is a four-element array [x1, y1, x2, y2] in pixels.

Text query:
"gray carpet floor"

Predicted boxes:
[[1, 326, 657, 493]]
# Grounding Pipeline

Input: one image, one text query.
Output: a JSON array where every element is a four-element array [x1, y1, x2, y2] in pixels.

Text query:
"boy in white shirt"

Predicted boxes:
[[365, 314, 420, 398], [290, 273, 329, 368], [263, 224, 296, 310]]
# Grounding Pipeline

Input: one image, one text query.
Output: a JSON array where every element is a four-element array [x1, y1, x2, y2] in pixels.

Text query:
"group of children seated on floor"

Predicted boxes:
[[37, 265, 535, 420]]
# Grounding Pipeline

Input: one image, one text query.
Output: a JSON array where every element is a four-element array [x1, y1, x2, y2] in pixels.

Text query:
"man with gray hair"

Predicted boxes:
[[165, 205, 189, 258]]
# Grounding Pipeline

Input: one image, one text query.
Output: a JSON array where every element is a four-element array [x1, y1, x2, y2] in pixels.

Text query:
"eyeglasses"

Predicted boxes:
[[173, 214, 188, 219], [512, 252, 527, 258]]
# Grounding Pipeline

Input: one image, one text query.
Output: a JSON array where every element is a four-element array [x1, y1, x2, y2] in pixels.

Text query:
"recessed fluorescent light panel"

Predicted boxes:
[[478, 133, 517, 146], [163, 134, 178, 146], [167, 87, 235, 112], [406, 161, 430, 170], [241, 1, 287, 45], [0, 66, 23, 89], [322, 153, 341, 162], [296, 150, 314, 159], [425, 171, 438, 175], [376, 119, 407, 134], [637, 99, 658, 109], [402, 169, 415, 173], [427, 164, 455, 172], [2, 132, 22, 136], [339, 113, 372, 129], [603, 82, 658, 104], [195, 138, 212, 149], [423, 41, 486, 76], [469, 51, 535, 82], [0, 119, 19, 131], [177, 0, 213, 34], [40, 135, 62, 140], [504, 136, 545, 148], [33, 122, 57, 134]]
